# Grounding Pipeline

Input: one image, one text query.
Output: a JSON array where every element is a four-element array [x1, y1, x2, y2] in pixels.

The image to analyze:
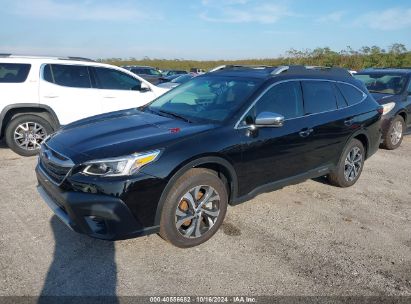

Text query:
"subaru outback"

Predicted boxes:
[[36, 65, 382, 248]]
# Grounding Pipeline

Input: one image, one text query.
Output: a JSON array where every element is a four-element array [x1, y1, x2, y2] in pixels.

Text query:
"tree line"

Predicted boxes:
[[101, 43, 411, 71]]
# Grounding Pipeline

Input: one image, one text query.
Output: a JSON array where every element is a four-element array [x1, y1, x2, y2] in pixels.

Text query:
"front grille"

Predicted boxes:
[[39, 144, 74, 185]]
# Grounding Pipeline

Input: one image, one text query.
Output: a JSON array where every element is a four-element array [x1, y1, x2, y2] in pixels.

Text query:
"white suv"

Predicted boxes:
[[0, 55, 168, 156]]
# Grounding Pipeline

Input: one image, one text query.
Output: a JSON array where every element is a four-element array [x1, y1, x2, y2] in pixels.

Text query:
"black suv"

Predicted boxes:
[[354, 68, 411, 149], [36, 65, 382, 248]]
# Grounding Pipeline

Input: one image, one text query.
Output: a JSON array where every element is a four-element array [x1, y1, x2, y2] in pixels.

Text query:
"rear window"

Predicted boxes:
[[336, 83, 364, 106], [0, 63, 31, 83], [302, 81, 337, 114], [43, 64, 91, 88]]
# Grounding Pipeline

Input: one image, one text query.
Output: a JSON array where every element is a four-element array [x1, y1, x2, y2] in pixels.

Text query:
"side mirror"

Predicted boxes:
[[140, 82, 151, 92], [254, 112, 285, 128]]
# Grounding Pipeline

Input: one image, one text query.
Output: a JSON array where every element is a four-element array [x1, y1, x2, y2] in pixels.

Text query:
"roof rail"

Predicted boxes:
[[60, 56, 95, 62], [209, 64, 274, 72], [271, 65, 352, 77], [0, 54, 95, 62], [362, 67, 411, 70]]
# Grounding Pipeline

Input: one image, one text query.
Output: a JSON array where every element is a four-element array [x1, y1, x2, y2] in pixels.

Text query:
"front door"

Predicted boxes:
[[92, 67, 156, 114], [238, 80, 311, 196]]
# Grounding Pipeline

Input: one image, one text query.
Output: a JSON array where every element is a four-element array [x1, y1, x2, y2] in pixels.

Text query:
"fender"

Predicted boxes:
[[153, 156, 239, 226], [0, 103, 60, 136], [343, 129, 370, 158]]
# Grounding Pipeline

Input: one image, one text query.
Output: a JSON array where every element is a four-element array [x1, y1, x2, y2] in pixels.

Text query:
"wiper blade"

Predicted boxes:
[[157, 109, 192, 123]]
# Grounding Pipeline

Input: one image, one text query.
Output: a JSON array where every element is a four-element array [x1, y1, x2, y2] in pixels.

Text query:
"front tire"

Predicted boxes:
[[328, 139, 365, 188], [381, 115, 405, 150], [159, 168, 228, 248], [5, 114, 52, 156]]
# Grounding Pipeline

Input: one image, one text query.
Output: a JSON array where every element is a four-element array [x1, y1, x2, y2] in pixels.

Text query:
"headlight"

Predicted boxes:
[[381, 102, 395, 115], [82, 150, 160, 177]]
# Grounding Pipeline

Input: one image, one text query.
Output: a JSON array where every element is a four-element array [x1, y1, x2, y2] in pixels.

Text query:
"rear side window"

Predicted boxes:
[[94, 67, 141, 90], [0, 63, 31, 83], [336, 83, 364, 106], [43, 64, 92, 88], [302, 81, 337, 114], [333, 83, 348, 108]]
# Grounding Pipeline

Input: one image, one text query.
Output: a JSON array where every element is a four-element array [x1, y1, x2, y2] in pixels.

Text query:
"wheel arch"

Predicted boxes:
[[153, 155, 239, 226], [397, 110, 407, 125], [0, 103, 60, 138], [354, 133, 369, 157]]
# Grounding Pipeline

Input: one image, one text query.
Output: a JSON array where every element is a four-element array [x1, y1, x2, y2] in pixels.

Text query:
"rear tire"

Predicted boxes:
[[5, 114, 52, 157], [381, 116, 405, 150], [328, 139, 365, 188], [159, 168, 228, 248]]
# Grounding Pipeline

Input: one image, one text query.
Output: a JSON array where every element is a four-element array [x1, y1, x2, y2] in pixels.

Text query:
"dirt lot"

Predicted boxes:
[[0, 135, 410, 297]]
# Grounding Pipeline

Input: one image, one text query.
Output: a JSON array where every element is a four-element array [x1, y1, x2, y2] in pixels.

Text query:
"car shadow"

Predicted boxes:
[[0, 139, 7, 149], [311, 175, 330, 185], [38, 216, 118, 303]]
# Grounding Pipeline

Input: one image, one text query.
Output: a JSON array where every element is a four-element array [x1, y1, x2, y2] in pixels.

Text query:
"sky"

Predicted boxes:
[[0, 0, 410, 60]]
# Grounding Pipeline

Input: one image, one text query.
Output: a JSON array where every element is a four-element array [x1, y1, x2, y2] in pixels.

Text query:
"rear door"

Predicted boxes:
[[92, 67, 156, 113], [39, 64, 101, 125], [299, 80, 356, 171]]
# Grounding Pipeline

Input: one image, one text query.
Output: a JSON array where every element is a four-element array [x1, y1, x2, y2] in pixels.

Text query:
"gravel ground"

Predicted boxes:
[[0, 135, 410, 297]]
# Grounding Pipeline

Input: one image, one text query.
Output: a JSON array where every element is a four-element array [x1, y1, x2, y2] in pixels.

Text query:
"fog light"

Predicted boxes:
[[85, 216, 107, 235]]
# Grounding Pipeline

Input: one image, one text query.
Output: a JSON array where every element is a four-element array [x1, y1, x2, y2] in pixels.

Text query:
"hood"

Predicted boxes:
[[46, 109, 214, 164], [370, 92, 401, 105]]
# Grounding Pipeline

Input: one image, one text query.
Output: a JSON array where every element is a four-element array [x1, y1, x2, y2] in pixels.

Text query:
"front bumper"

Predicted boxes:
[[36, 166, 160, 240]]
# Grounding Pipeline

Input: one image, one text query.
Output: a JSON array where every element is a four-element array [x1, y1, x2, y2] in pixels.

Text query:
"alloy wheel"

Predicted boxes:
[[344, 146, 362, 182], [175, 185, 221, 238], [390, 120, 403, 146], [13, 122, 47, 151]]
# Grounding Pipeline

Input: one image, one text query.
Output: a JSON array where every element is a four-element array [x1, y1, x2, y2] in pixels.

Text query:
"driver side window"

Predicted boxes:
[[94, 67, 141, 90], [242, 81, 303, 125]]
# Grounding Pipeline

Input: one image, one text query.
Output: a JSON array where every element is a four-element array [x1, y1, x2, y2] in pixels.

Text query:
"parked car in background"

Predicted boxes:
[[123, 65, 163, 84], [157, 74, 195, 89], [0, 55, 168, 156], [162, 70, 187, 77], [354, 68, 411, 149], [190, 68, 206, 75], [158, 74, 182, 84], [36, 65, 382, 248]]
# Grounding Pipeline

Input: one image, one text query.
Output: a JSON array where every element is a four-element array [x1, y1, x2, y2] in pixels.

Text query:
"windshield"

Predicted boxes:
[[354, 73, 407, 95], [146, 76, 262, 122]]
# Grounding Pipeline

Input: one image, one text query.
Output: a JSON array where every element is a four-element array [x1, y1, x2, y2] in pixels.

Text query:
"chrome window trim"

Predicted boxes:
[[234, 78, 367, 130]]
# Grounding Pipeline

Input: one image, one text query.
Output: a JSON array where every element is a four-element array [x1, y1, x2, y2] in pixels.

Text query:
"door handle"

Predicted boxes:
[[43, 95, 58, 98], [344, 118, 354, 126], [299, 128, 314, 138], [104, 96, 116, 99]]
